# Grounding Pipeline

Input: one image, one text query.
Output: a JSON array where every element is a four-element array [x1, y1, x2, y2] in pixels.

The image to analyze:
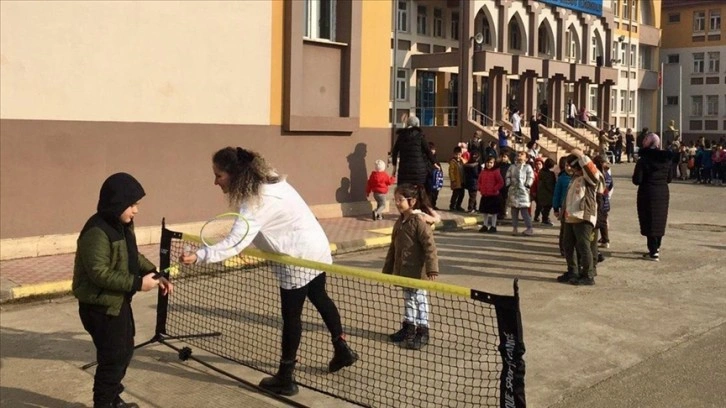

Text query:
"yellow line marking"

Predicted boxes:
[[11, 280, 72, 299]]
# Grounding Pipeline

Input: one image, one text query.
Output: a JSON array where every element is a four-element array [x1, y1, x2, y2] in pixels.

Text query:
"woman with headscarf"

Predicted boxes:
[[391, 115, 439, 187], [632, 133, 677, 261]]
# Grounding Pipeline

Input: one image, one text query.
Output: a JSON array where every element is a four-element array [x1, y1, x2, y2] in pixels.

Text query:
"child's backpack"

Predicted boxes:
[[429, 168, 444, 191]]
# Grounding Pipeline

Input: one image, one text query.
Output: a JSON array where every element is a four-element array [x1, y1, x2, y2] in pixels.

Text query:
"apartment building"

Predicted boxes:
[[0, 1, 391, 258], [608, 0, 661, 133], [660, 0, 726, 142]]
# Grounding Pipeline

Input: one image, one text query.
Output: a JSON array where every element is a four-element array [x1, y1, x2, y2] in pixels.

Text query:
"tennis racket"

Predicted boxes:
[[199, 212, 251, 251]]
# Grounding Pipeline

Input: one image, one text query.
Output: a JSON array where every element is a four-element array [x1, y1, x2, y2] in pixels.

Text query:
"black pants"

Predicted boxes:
[[280, 273, 342, 362], [429, 189, 440, 208], [79, 301, 135, 405], [449, 188, 465, 210], [598, 212, 610, 243], [535, 204, 552, 222], [647, 236, 662, 256]]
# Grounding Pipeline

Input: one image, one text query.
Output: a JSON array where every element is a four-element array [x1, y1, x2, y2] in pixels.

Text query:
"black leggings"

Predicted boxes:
[[280, 273, 342, 361]]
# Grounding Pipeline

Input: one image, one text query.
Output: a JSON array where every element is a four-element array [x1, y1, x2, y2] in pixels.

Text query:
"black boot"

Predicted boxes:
[[389, 321, 415, 343], [259, 360, 299, 396], [401, 323, 418, 349], [406, 325, 429, 350], [329, 336, 359, 373]]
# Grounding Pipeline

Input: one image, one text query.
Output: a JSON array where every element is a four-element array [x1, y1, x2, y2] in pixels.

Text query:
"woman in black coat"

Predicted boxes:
[[391, 116, 437, 186], [632, 133, 676, 261], [529, 115, 540, 143]]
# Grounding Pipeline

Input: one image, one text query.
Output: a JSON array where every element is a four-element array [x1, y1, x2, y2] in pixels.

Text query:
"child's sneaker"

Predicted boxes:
[[487, 226, 497, 233], [522, 228, 534, 236], [479, 225, 489, 233]]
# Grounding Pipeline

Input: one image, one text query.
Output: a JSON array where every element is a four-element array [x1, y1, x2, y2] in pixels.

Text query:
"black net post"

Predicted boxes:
[[495, 279, 526, 408]]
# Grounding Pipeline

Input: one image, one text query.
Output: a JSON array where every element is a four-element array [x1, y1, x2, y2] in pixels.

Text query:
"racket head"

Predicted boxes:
[[199, 212, 250, 250]]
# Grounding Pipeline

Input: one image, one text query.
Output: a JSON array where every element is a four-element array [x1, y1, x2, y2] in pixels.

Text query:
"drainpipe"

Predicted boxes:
[[626, 4, 632, 129], [391, 0, 398, 155]]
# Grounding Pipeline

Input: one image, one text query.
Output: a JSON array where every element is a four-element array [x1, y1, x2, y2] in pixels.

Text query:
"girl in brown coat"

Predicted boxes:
[[383, 184, 439, 350]]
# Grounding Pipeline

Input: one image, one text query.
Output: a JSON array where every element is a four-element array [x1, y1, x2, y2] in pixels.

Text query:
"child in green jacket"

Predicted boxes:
[[73, 172, 172, 408]]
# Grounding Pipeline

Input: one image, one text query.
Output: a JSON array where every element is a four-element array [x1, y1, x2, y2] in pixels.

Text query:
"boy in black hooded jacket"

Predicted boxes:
[[73, 172, 172, 408]]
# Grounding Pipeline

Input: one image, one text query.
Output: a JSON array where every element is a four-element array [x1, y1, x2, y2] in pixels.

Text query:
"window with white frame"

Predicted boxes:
[[692, 96, 703, 116], [612, 41, 618, 60], [591, 36, 599, 63], [710, 10, 721, 31], [397, 1, 408, 32], [611, 89, 616, 112], [667, 54, 680, 63], [708, 52, 720, 73], [613, 0, 620, 17], [620, 42, 627, 64], [693, 52, 705, 73], [623, 0, 629, 20], [630, 44, 636, 66], [417, 5, 427, 35], [433, 8, 443, 37], [304, 0, 336, 41], [589, 86, 598, 111], [396, 69, 407, 101], [620, 90, 626, 112], [632, 0, 637, 21], [566, 29, 577, 60], [629, 91, 635, 113], [707, 95, 719, 116], [694, 11, 706, 32], [451, 12, 459, 40]]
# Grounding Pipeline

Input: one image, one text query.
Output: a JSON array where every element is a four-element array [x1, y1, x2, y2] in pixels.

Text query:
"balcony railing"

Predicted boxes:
[[411, 106, 459, 127]]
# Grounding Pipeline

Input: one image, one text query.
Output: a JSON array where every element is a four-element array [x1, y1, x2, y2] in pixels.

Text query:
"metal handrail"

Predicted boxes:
[[538, 114, 579, 152], [469, 107, 498, 128]]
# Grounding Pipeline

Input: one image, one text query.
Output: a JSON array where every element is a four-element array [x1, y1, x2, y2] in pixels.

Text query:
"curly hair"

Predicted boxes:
[[212, 147, 281, 207]]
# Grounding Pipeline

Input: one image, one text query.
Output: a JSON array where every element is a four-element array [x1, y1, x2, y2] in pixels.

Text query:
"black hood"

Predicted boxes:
[[97, 173, 146, 221]]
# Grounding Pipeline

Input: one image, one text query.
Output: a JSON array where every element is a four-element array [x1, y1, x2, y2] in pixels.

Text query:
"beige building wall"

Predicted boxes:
[[0, 1, 272, 125]]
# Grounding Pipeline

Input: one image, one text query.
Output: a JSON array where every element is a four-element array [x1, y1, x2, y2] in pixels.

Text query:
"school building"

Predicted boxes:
[[392, 0, 661, 157], [659, 0, 726, 142], [0, 1, 391, 259]]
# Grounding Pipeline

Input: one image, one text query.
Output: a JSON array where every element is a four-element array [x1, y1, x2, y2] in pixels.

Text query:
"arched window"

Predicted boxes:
[[537, 21, 554, 57], [509, 19, 522, 51], [565, 26, 580, 61]]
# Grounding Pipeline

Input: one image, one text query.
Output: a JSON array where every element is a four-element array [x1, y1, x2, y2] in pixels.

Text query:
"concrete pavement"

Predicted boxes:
[[2, 161, 725, 408]]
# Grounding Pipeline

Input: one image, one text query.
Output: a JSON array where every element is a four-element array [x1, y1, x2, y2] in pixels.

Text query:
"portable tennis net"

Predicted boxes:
[[147, 222, 526, 408]]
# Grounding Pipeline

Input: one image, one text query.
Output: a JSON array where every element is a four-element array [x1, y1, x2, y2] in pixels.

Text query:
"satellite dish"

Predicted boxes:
[[474, 32, 484, 45]]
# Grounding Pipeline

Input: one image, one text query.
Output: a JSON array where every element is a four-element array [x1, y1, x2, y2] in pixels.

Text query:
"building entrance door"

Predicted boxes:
[[416, 71, 436, 126]]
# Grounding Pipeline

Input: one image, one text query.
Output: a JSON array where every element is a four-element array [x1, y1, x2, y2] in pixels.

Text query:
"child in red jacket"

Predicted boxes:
[[366, 159, 396, 220], [477, 156, 505, 233]]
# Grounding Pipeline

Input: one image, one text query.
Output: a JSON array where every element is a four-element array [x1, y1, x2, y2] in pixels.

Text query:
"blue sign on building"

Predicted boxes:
[[538, 0, 603, 17]]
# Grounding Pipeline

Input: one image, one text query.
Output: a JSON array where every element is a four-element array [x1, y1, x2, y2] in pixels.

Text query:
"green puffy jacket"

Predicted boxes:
[[72, 214, 156, 316]]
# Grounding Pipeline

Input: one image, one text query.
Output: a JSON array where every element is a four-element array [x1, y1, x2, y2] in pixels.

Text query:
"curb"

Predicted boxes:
[[0, 215, 483, 304]]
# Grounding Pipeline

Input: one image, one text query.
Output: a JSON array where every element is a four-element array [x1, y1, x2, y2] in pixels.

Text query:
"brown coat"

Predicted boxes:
[[383, 213, 439, 279]]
